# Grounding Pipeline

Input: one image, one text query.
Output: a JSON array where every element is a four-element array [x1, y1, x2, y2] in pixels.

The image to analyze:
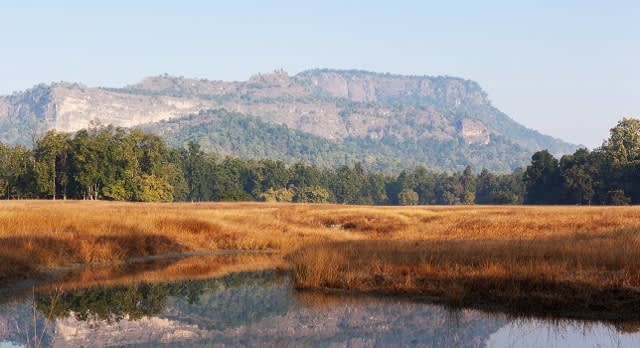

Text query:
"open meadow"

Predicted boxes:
[[1, 201, 639, 319]]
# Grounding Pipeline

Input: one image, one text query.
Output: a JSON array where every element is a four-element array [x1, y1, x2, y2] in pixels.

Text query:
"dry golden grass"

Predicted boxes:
[[0, 200, 368, 282], [287, 229, 640, 319], [1, 200, 640, 318]]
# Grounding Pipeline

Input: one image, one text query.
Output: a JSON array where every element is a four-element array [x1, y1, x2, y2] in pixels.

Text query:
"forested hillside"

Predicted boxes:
[[141, 109, 532, 173]]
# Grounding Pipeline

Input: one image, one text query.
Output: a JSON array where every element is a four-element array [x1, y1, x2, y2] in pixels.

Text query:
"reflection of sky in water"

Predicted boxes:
[[0, 342, 21, 348], [0, 271, 639, 347], [487, 320, 640, 348]]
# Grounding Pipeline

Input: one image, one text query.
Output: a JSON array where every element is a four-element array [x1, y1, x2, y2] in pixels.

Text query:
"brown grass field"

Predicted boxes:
[[1, 200, 639, 319]]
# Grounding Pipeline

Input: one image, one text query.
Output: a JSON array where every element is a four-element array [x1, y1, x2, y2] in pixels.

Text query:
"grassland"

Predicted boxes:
[[1, 201, 639, 319]]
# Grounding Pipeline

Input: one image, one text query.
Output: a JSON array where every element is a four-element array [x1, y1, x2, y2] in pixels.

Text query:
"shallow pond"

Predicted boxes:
[[0, 255, 639, 347]]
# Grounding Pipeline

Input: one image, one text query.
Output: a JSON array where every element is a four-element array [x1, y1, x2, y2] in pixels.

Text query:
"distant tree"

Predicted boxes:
[[438, 174, 463, 205], [329, 163, 368, 204], [602, 118, 640, 164], [260, 187, 294, 202], [412, 166, 437, 204], [475, 169, 496, 204], [212, 157, 252, 201], [608, 189, 631, 205], [180, 141, 213, 201], [0, 144, 36, 198], [523, 150, 562, 204], [256, 159, 289, 191], [34, 130, 71, 199], [598, 118, 640, 203], [288, 162, 321, 189], [70, 129, 103, 199], [293, 186, 330, 203], [559, 148, 596, 205], [136, 174, 174, 202], [460, 166, 476, 204], [365, 173, 388, 205], [398, 188, 419, 206]]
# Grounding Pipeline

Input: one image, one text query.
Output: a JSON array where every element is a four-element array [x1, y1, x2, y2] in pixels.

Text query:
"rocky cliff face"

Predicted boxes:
[[0, 69, 577, 171], [0, 82, 220, 136]]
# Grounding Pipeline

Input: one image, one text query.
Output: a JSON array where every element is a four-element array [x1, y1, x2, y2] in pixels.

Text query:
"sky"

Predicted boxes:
[[0, 0, 638, 148]]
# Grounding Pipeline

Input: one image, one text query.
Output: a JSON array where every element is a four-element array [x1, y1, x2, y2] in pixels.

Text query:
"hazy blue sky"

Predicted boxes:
[[1, 1, 638, 147]]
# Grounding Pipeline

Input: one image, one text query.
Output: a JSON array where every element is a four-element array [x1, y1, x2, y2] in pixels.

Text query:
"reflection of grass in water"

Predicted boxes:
[[37, 282, 172, 322], [0, 289, 60, 348], [165, 271, 292, 330], [38, 253, 284, 293], [35, 271, 291, 329]]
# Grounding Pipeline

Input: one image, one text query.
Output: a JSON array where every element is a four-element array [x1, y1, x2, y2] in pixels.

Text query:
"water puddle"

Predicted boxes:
[[0, 254, 639, 347]]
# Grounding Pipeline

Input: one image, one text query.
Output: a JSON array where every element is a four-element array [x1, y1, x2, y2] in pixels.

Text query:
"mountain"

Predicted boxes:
[[0, 69, 578, 172]]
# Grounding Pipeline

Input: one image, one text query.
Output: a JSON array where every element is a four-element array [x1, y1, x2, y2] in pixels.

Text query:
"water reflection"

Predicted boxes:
[[0, 255, 639, 347], [487, 319, 640, 348]]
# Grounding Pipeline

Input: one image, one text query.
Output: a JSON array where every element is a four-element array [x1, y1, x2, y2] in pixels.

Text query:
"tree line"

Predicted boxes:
[[523, 118, 640, 205], [0, 118, 637, 205]]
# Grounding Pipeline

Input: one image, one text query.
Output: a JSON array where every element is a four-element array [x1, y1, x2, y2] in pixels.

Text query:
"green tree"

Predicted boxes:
[[412, 166, 437, 204], [0, 144, 36, 198], [365, 172, 388, 204], [608, 189, 631, 205], [256, 159, 289, 192], [599, 118, 640, 203], [179, 142, 214, 201], [329, 163, 368, 204], [560, 149, 596, 204], [603, 118, 640, 164], [212, 157, 253, 201], [260, 187, 294, 202], [288, 162, 321, 189], [460, 166, 476, 204], [476, 169, 496, 204], [398, 188, 419, 205], [34, 130, 71, 199], [523, 150, 562, 204], [437, 174, 463, 205], [136, 174, 174, 202], [293, 186, 330, 203]]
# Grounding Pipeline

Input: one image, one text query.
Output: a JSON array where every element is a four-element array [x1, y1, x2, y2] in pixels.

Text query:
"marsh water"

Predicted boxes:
[[0, 255, 639, 347]]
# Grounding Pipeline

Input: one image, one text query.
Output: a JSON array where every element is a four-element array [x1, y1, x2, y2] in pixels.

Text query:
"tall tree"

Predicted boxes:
[[179, 141, 214, 201], [34, 130, 71, 199], [603, 118, 640, 164], [460, 166, 476, 204], [523, 150, 562, 204], [559, 149, 596, 204]]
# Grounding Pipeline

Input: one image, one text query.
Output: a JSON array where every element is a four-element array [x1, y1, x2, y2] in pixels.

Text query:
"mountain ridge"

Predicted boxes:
[[0, 69, 578, 172]]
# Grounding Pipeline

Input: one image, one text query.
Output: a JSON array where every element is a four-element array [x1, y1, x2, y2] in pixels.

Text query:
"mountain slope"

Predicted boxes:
[[0, 69, 578, 171], [141, 109, 532, 172]]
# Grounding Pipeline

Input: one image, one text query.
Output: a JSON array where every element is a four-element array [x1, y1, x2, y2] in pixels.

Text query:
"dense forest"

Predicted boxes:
[[0, 118, 638, 205], [143, 108, 533, 174]]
